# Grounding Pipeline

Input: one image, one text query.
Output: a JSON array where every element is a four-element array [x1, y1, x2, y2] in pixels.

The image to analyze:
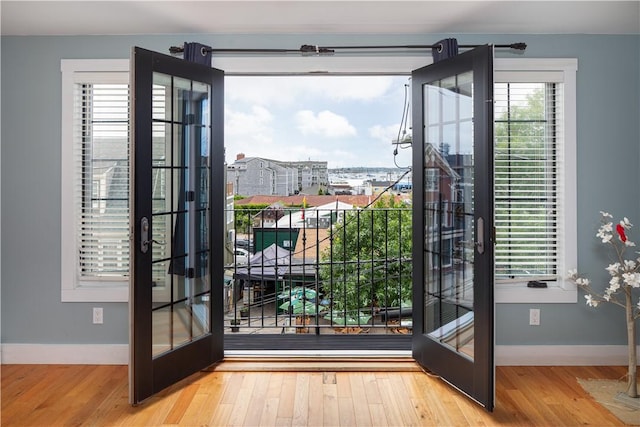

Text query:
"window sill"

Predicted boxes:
[[495, 282, 577, 304], [61, 285, 128, 303]]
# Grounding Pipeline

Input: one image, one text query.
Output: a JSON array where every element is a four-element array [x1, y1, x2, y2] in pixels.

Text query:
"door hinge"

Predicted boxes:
[[186, 190, 195, 202], [185, 113, 195, 125]]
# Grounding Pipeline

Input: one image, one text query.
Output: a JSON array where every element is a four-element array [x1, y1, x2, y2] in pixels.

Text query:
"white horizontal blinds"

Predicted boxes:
[[74, 81, 130, 280], [494, 82, 558, 280]]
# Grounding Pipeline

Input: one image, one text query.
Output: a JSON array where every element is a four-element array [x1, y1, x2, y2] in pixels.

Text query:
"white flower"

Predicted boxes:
[[606, 263, 620, 275], [625, 240, 636, 247], [597, 224, 613, 243], [620, 217, 633, 229], [567, 269, 578, 279], [637, 299, 640, 310], [603, 293, 611, 301], [622, 272, 640, 288], [607, 281, 620, 292], [600, 211, 612, 218], [576, 277, 590, 287], [623, 260, 637, 270], [609, 276, 620, 287], [585, 294, 599, 307]]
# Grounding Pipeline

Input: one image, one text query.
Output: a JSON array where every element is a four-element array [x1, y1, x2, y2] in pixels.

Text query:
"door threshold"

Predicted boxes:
[[210, 351, 419, 372], [225, 349, 412, 358]]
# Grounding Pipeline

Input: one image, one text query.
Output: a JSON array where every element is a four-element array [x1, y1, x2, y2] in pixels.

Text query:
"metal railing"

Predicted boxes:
[[224, 204, 413, 335]]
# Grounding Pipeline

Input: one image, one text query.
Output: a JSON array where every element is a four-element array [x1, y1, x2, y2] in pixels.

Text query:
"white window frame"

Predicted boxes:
[[61, 59, 130, 302], [60, 56, 577, 304], [493, 58, 578, 303]]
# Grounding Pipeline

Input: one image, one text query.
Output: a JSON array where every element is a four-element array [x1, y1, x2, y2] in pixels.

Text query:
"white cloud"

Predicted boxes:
[[225, 105, 274, 158], [368, 124, 413, 168], [286, 145, 325, 161], [295, 110, 357, 138], [369, 123, 402, 145]]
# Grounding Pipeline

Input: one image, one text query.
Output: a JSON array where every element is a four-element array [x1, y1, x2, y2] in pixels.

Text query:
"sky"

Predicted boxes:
[[224, 75, 413, 169]]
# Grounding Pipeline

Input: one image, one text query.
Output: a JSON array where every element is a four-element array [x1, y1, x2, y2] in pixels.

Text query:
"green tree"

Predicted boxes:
[[319, 196, 412, 324], [233, 203, 269, 234]]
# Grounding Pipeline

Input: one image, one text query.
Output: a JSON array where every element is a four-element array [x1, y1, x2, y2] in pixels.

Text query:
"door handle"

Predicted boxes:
[[140, 217, 149, 254], [476, 217, 485, 254]]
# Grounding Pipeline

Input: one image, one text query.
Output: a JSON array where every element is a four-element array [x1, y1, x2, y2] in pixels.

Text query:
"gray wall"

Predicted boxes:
[[1, 33, 639, 346]]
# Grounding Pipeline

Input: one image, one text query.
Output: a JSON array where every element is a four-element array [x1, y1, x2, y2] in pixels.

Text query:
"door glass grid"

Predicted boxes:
[[150, 72, 212, 357], [423, 71, 475, 360]]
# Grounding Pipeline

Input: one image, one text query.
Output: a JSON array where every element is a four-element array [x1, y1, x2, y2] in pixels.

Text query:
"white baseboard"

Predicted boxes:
[[495, 344, 639, 366], [1, 344, 129, 365], [1, 343, 636, 366]]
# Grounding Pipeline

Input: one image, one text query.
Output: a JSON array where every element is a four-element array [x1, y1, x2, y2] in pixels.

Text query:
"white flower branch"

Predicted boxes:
[[567, 212, 640, 320], [569, 212, 640, 398]]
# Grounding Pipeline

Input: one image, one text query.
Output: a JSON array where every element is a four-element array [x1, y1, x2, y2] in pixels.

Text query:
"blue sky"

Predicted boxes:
[[224, 75, 412, 169]]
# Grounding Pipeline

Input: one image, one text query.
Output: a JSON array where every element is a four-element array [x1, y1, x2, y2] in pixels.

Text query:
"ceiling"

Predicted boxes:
[[1, 1, 638, 36]]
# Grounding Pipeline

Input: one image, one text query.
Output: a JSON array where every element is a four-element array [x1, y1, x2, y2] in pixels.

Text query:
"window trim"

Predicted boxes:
[[493, 58, 578, 303], [60, 56, 577, 304], [61, 59, 130, 302]]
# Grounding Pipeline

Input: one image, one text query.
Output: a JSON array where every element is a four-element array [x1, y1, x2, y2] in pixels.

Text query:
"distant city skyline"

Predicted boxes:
[[224, 75, 413, 169]]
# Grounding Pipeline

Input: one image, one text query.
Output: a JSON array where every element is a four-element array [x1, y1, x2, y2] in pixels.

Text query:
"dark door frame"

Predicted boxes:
[[130, 47, 225, 404], [411, 46, 495, 410]]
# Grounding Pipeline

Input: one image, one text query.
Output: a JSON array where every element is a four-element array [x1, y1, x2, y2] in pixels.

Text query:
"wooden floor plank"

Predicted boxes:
[[367, 402, 389, 427], [258, 372, 283, 427], [348, 372, 373, 426], [307, 373, 324, 427], [322, 378, 339, 427], [377, 373, 417, 426], [276, 372, 296, 422], [163, 382, 200, 424], [291, 372, 310, 426], [209, 402, 234, 427], [226, 372, 257, 426], [335, 374, 356, 426], [194, 372, 227, 427], [0, 364, 631, 426], [242, 372, 270, 427]]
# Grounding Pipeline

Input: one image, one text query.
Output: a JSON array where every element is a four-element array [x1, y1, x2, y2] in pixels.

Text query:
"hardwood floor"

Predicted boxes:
[[1, 363, 631, 426]]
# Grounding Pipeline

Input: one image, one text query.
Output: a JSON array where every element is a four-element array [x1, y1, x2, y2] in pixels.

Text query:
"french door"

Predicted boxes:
[[411, 45, 495, 410], [127, 44, 494, 407], [129, 47, 225, 404]]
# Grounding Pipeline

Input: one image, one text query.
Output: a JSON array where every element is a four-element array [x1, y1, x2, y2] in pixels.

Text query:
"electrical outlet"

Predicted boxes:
[[93, 307, 104, 324], [529, 308, 540, 326]]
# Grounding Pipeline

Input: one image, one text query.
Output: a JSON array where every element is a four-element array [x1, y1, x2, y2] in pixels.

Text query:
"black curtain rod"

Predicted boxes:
[[168, 42, 526, 55]]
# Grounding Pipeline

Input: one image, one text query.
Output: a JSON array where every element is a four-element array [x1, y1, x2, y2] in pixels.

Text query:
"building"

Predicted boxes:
[[228, 153, 299, 196], [287, 160, 329, 192], [1, 0, 638, 416], [228, 153, 328, 196]]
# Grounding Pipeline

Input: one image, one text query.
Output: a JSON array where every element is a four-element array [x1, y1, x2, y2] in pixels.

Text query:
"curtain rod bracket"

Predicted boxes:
[[300, 45, 335, 56]]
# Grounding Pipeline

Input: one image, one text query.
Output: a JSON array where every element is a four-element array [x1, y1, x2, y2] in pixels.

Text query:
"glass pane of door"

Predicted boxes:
[[412, 45, 494, 410], [423, 71, 475, 359], [150, 73, 211, 356], [130, 47, 224, 404]]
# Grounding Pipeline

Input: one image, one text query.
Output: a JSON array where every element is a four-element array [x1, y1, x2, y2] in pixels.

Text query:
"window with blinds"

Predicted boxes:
[[73, 81, 130, 280], [494, 82, 561, 281], [60, 58, 576, 303]]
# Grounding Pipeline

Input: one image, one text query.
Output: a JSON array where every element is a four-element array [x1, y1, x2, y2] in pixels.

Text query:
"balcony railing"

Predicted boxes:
[[224, 203, 413, 335]]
